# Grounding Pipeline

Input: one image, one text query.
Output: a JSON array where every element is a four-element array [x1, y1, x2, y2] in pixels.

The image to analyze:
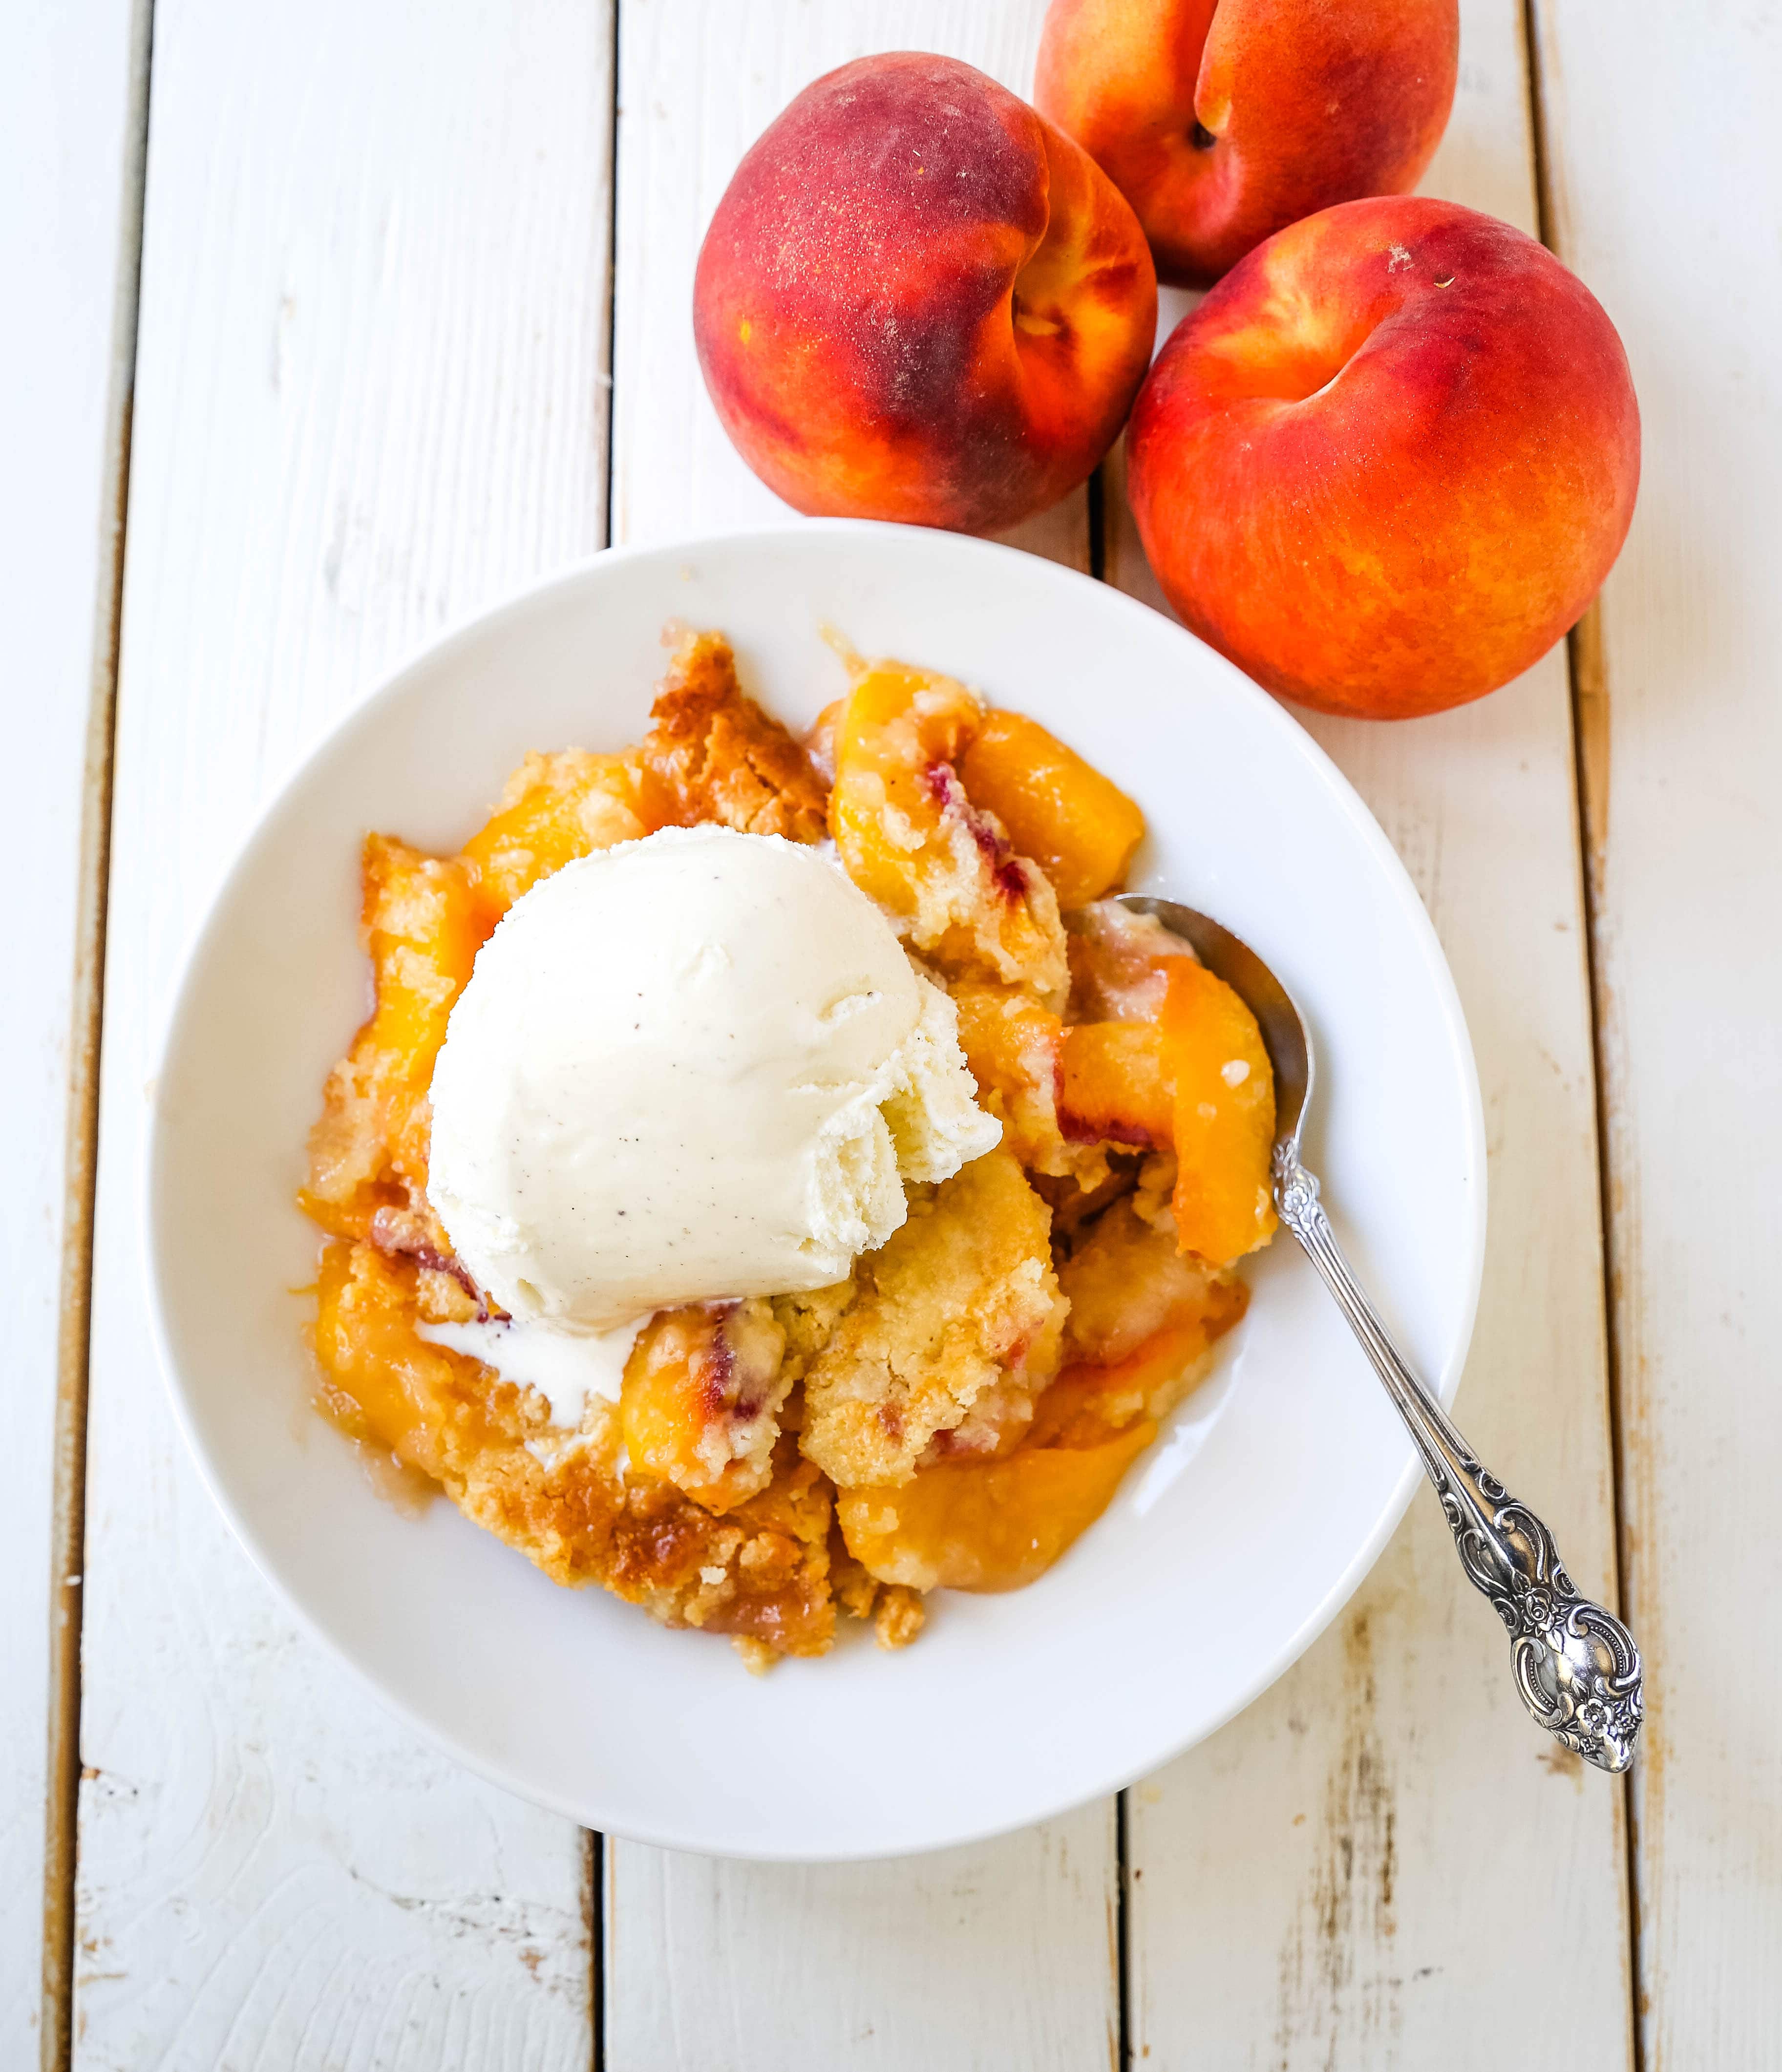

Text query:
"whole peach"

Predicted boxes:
[[1036, 0, 1458, 287], [694, 53, 1157, 536], [1125, 197, 1640, 719]]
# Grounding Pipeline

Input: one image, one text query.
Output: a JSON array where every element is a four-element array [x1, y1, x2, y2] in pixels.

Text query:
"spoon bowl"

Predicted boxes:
[[1117, 893, 1313, 1148]]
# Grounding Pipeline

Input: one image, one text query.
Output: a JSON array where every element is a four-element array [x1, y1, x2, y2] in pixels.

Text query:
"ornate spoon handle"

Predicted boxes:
[[1273, 1150, 1644, 1774]]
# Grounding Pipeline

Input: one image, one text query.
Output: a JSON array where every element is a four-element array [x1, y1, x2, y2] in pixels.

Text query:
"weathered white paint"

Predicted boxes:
[[72, 1, 614, 2063], [1107, 3, 1636, 2062], [604, 5, 1115, 2065], [0, 0, 145, 2060], [33, 0, 1758, 2055], [608, 1814, 1119, 2072], [1530, 3, 1782, 2064]]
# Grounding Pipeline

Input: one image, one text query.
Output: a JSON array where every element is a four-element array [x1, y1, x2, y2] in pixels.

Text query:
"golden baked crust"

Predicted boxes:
[[640, 630, 829, 843], [872, 1584, 927, 1650], [799, 1148, 1067, 1489], [315, 1240, 837, 1655], [302, 837, 482, 1255]]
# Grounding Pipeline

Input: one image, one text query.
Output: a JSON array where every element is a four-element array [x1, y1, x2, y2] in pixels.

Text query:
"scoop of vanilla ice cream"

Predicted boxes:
[[426, 825, 999, 1330]]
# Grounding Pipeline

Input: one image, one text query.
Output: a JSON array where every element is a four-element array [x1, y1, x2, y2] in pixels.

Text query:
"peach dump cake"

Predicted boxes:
[[302, 630, 1278, 1668]]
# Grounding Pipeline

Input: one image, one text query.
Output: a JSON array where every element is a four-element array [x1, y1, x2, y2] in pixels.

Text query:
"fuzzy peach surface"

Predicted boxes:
[[1036, 0, 1458, 287], [1126, 196, 1641, 719], [694, 51, 1157, 536]]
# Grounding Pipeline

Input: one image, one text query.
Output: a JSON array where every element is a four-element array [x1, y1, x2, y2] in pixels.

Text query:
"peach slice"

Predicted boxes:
[[620, 1300, 790, 1513], [1033, 1289, 1249, 1448], [1058, 1020, 1172, 1148], [356, 836, 481, 1094], [828, 662, 1067, 1004], [458, 750, 646, 933], [951, 983, 1067, 1171], [959, 710, 1145, 911], [837, 1419, 1155, 1593], [1058, 1194, 1240, 1366], [1028, 1319, 1211, 1449], [1039, 1193, 1250, 1443], [1162, 961, 1277, 1264], [313, 1239, 495, 1479], [827, 660, 978, 908], [302, 835, 481, 1233]]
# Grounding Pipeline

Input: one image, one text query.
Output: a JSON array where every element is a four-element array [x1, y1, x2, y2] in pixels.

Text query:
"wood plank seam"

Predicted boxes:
[[1086, 464, 1108, 585], [1563, 600, 1647, 2072], [594, 6, 622, 2057], [1113, 1787, 1130, 2071], [40, 5, 154, 2067], [588, 1830, 604, 2072], [603, 0, 623, 570], [1532, 0, 1782, 2044], [1520, 8, 1647, 2067], [1092, 426, 1129, 2072]]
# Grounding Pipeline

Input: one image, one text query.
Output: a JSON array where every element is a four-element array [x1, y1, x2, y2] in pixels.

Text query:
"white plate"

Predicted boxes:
[[148, 520, 1484, 1861]]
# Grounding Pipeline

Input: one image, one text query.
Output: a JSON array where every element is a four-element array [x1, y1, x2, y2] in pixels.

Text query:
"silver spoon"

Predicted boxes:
[[1121, 895, 1644, 1775]]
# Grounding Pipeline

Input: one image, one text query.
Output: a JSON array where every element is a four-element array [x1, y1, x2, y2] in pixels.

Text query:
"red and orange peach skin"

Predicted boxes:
[[1036, 0, 1458, 288], [694, 52, 1157, 536], [1126, 196, 1641, 719]]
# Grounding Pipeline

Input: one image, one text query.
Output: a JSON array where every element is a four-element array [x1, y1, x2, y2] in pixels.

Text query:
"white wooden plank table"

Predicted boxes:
[[2, 4, 147, 2064], [1530, 9, 1782, 2066], [69, 3, 614, 2065], [4, 0, 1775, 2064]]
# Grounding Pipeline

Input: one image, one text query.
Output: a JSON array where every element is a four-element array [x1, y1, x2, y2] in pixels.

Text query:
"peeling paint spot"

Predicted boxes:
[[1273, 1608, 1402, 2056], [1538, 1741, 1586, 1785]]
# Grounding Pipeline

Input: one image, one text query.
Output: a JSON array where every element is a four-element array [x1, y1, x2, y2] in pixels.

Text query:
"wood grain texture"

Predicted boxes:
[[1, 1, 146, 2062], [1530, 3, 1782, 2063], [607, 1813, 1118, 2072], [73, 2, 615, 2063], [604, 6, 1113, 2066], [1107, 3, 1636, 2061]]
